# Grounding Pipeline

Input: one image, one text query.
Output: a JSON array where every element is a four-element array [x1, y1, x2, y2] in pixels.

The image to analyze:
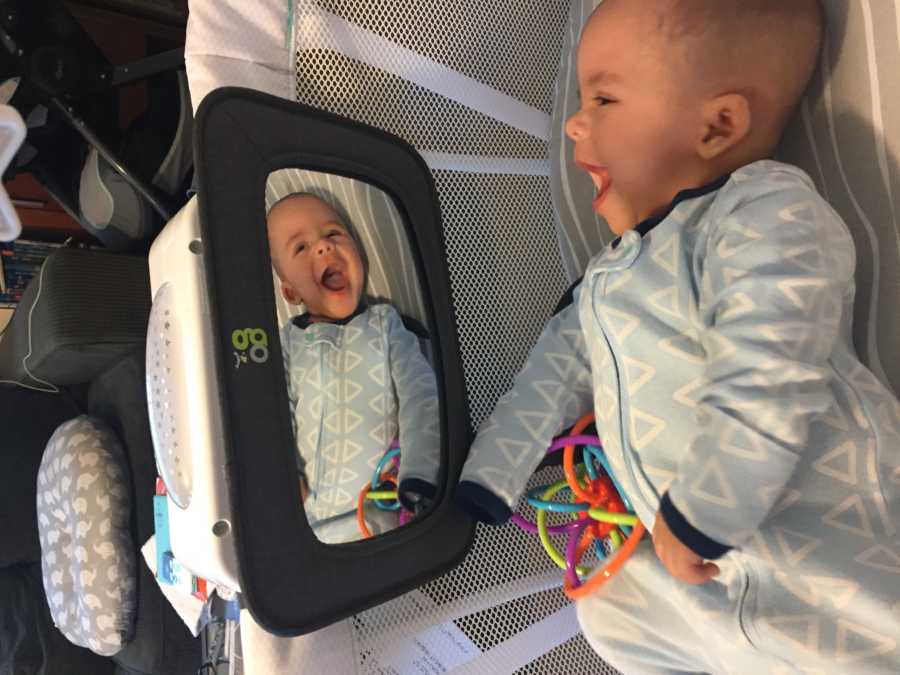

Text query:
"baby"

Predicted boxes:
[[457, 1, 900, 672], [267, 191, 440, 544]]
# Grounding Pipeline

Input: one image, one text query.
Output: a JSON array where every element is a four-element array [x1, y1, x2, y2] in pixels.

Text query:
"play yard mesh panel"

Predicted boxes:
[[293, 1, 619, 672], [295, 51, 547, 161], [344, 467, 620, 674]]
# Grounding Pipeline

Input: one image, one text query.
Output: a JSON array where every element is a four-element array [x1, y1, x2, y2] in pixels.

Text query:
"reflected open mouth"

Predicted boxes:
[[321, 266, 348, 292], [576, 160, 612, 211]]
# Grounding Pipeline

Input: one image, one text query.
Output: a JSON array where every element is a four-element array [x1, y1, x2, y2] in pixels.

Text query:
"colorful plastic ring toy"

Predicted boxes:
[[356, 475, 398, 538]]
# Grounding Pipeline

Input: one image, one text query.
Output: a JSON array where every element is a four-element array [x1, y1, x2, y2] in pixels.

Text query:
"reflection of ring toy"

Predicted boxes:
[[510, 413, 645, 599], [356, 445, 414, 538], [371, 446, 402, 511], [357, 476, 398, 538]]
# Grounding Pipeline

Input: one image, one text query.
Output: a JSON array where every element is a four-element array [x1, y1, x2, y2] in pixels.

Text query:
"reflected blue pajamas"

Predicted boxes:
[[457, 161, 900, 673], [282, 303, 439, 543]]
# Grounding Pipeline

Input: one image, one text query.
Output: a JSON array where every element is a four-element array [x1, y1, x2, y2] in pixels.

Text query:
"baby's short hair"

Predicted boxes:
[[266, 190, 369, 284], [653, 0, 824, 146], [266, 191, 330, 221], [656, 0, 824, 38]]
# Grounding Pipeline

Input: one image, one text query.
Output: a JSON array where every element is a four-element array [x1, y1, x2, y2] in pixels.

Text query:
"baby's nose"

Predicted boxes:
[[565, 111, 585, 141], [315, 238, 334, 255]]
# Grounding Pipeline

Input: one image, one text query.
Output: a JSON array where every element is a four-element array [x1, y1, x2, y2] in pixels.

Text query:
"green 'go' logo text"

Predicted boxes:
[[231, 328, 268, 368]]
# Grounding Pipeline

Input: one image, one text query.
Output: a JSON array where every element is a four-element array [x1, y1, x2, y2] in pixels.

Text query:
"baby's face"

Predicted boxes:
[[268, 195, 365, 321], [565, 1, 703, 235]]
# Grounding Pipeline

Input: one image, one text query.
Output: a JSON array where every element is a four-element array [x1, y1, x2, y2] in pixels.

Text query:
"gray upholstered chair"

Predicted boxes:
[[0, 247, 150, 389]]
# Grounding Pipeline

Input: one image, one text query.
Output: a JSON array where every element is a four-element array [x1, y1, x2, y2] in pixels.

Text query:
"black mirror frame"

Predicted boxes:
[[194, 87, 474, 636]]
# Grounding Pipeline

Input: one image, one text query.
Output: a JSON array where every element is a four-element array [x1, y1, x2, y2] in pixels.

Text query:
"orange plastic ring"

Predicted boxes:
[[575, 524, 596, 561], [563, 413, 599, 504], [564, 520, 646, 599]]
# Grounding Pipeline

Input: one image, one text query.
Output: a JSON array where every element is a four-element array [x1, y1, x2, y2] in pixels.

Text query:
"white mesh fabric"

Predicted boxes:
[[294, 4, 559, 142], [431, 171, 567, 426], [236, 468, 621, 673], [343, 467, 620, 673], [289, 2, 620, 672], [515, 634, 616, 675], [311, 0, 564, 113], [295, 51, 547, 160]]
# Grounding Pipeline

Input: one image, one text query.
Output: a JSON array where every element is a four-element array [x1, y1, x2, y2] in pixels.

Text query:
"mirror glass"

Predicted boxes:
[[264, 169, 442, 544]]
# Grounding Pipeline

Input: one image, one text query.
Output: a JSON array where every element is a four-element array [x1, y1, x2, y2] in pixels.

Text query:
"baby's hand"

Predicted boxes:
[[652, 512, 720, 585]]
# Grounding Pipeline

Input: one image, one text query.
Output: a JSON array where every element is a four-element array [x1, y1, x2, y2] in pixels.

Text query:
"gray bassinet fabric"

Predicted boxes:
[[779, 0, 900, 396]]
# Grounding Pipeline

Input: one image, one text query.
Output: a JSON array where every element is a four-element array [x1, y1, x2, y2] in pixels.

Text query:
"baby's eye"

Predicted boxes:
[[328, 230, 344, 239], [594, 96, 614, 106], [294, 243, 306, 254]]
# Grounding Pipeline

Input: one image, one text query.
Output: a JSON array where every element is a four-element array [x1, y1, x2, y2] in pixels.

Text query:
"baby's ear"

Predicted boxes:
[[696, 93, 751, 160], [281, 282, 302, 305]]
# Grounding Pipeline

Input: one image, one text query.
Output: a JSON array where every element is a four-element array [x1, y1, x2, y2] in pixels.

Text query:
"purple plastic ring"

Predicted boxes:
[[565, 519, 591, 588], [547, 434, 601, 454]]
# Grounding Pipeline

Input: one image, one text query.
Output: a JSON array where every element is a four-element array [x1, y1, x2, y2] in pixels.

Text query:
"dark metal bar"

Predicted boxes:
[[66, 0, 188, 27], [110, 47, 184, 87]]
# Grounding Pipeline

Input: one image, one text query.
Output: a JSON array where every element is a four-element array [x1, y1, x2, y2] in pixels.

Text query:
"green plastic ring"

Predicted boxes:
[[587, 509, 639, 526], [365, 491, 398, 500]]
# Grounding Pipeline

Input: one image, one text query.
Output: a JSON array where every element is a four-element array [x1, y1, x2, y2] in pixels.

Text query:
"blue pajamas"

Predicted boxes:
[[458, 161, 900, 672], [576, 542, 784, 675]]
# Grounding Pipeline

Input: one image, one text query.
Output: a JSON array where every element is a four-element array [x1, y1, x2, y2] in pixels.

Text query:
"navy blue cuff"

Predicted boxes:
[[553, 277, 583, 316], [454, 480, 512, 525], [659, 492, 732, 560], [398, 478, 437, 512]]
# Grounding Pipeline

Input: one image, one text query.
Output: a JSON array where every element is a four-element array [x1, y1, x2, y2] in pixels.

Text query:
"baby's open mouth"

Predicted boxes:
[[576, 161, 611, 211], [321, 266, 348, 292]]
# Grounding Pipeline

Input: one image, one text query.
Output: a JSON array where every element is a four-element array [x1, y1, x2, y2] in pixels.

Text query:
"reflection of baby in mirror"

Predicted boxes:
[[267, 192, 440, 543]]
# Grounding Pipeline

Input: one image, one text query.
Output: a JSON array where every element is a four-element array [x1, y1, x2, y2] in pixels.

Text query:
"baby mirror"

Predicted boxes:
[[181, 87, 473, 635], [265, 169, 442, 544]]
